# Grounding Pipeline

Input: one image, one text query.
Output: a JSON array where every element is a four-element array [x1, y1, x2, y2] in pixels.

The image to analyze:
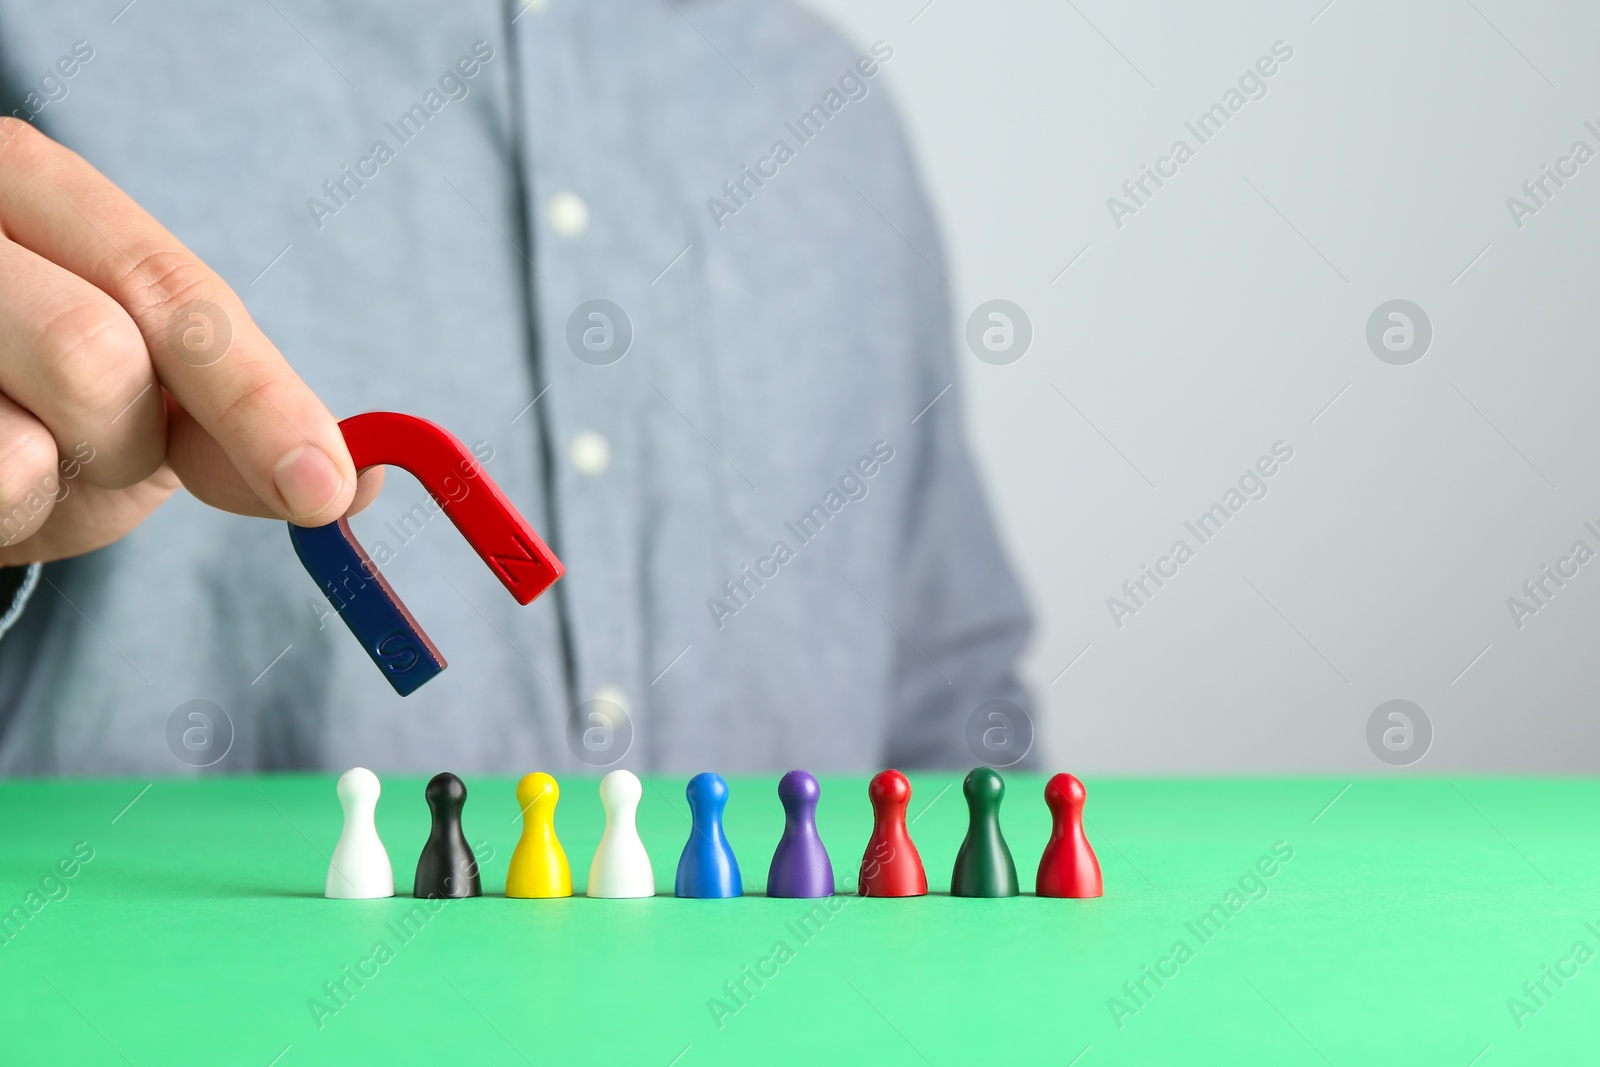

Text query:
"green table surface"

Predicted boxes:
[[0, 774, 1594, 1066]]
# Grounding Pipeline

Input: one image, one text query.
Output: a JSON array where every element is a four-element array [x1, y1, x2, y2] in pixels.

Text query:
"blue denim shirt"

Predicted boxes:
[[0, 0, 1031, 773]]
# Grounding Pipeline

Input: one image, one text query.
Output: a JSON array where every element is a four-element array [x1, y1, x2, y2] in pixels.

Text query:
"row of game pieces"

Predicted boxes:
[[326, 766, 1102, 900]]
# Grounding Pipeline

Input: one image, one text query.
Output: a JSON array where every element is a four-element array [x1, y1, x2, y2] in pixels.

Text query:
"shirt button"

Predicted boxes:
[[569, 431, 610, 475], [592, 685, 629, 714], [547, 191, 589, 237]]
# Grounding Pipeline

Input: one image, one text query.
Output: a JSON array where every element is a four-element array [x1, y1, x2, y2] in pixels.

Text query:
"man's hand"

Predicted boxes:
[[0, 119, 381, 565]]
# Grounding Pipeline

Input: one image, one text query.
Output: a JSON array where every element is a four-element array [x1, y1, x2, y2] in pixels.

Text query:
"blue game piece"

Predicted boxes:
[[674, 773, 742, 898], [767, 770, 834, 898]]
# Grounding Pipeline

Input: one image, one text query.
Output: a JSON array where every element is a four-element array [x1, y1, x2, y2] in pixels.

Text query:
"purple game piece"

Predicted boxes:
[[766, 770, 835, 898]]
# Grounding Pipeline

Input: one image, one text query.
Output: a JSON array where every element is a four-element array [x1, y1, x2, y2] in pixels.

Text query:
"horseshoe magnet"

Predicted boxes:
[[288, 411, 564, 696]]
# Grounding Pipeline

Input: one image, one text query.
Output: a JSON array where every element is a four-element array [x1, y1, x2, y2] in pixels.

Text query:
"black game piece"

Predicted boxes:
[[413, 772, 482, 898]]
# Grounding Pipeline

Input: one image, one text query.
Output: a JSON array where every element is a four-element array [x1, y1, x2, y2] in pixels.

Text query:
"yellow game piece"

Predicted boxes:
[[505, 772, 572, 898]]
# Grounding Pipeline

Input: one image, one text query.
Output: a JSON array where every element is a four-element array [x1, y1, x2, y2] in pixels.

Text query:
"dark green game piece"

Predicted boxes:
[[950, 767, 1019, 897]]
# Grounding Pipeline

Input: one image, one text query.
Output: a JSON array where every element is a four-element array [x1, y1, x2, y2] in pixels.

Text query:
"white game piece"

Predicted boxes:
[[587, 770, 655, 898], [326, 767, 395, 899]]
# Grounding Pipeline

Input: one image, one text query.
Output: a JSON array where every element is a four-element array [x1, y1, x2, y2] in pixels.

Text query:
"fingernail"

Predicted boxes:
[[273, 445, 345, 521]]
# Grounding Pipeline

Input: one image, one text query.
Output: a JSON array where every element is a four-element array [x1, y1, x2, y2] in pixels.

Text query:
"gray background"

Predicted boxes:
[[803, 0, 1600, 772]]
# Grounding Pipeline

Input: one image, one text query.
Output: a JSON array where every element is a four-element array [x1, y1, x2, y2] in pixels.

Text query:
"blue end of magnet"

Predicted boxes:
[[288, 519, 446, 697]]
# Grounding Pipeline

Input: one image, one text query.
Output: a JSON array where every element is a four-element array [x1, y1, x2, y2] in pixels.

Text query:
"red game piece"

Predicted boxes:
[[1036, 773, 1103, 898], [858, 770, 928, 897]]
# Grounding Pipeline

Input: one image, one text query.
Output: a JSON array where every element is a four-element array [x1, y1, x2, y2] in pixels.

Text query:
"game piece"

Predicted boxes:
[[587, 770, 655, 898], [950, 767, 1019, 897], [506, 772, 572, 898], [325, 767, 395, 899], [289, 411, 564, 696], [413, 772, 482, 898], [675, 772, 742, 898], [767, 770, 834, 898], [858, 769, 928, 897], [1037, 773, 1104, 898]]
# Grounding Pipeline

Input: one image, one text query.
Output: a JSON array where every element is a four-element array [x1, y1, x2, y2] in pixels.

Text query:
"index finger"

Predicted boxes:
[[0, 119, 356, 524]]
